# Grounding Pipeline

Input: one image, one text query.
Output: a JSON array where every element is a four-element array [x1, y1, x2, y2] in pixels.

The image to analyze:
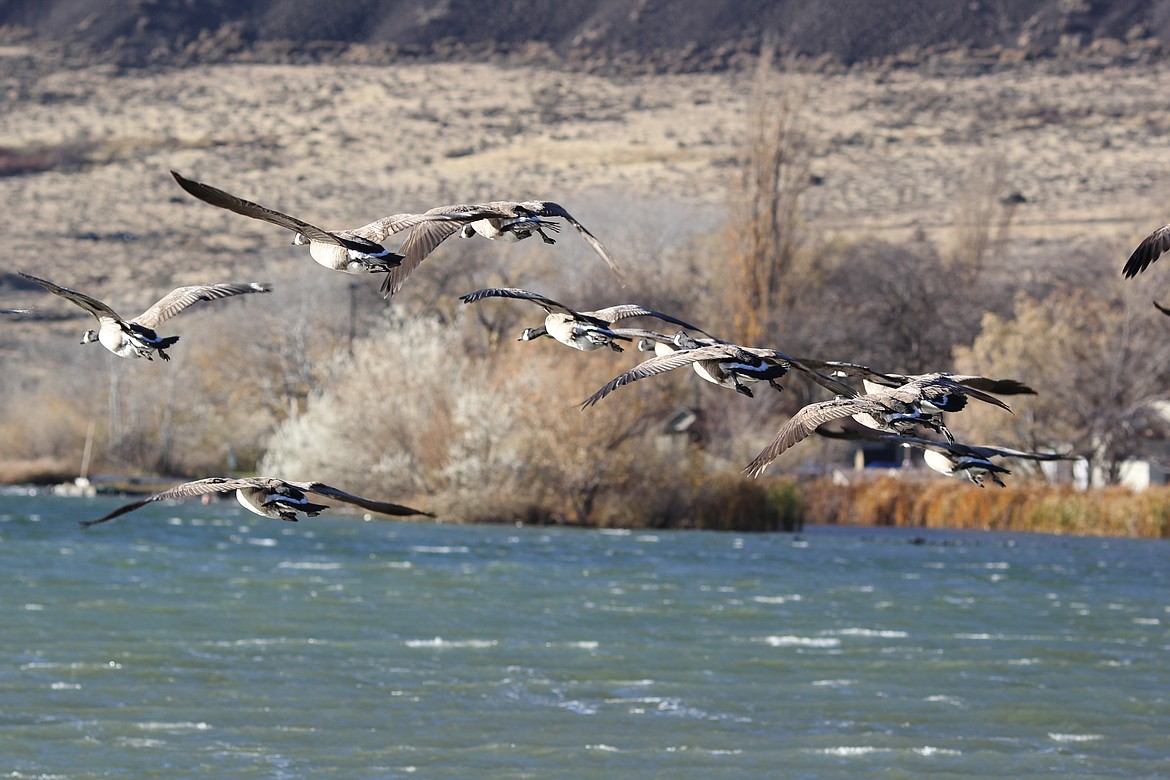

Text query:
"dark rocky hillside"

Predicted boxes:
[[1, 0, 1169, 70]]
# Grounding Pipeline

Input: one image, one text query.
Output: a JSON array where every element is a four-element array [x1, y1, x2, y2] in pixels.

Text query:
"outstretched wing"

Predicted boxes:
[[529, 201, 624, 281], [380, 204, 504, 297], [744, 397, 885, 478], [170, 171, 383, 254], [78, 476, 257, 528], [947, 375, 1036, 396], [133, 283, 272, 328], [581, 345, 734, 408], [1122, 224, 1170, 278], [458, 287, 576, 316], [919, 378, 1014, 412], [969, 444, 1076, 462], [19, 272, 121, 322], [586, 304, 713, 337], [296, 482, 434, 517]]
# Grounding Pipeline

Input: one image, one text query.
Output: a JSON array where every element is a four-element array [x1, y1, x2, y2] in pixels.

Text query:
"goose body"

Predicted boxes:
[[386, 201, 622, 296], [79, 476, 433, 528], [459, 288, 708, 353], [19, 272, 270, 361], [743, 374, 1021, 478]]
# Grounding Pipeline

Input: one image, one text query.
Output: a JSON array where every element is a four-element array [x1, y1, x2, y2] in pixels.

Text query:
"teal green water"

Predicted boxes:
[[2, 489, 1168, 778]]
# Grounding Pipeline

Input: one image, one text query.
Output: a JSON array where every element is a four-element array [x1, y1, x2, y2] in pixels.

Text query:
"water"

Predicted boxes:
[[2, 489, 1168, 779]]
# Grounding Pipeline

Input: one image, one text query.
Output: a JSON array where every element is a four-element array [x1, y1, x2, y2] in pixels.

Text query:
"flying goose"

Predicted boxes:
[[818, 428, 1078, 487], [170, 171, 485, 282], [1121, 224, 1170, 312], [79, 476, 434, 528], [458, 288, 709, 352], [743, 373, 1021, 478], [384, 201, 623, 297], [19, 272, 270, 361], [581, 333, 851, 406]]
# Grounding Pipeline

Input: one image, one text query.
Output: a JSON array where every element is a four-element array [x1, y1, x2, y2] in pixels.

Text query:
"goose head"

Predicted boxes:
[[460, 224, 477, 239], [291, 232, 310, 246], [80, 330, 99, 345], [518, 326, 547, 342], [671, 331, 703, 350]]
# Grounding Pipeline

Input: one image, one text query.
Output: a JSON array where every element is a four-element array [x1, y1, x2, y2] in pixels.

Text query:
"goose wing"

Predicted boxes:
[[945, 375, 1037, 396], [745, 397, 888, 478], [78, 476, 265, 528], [19, 272, 121, 322], [915, 377, 1014, 412], [964, 444, 1075, 462], [170, 171, 384, 254], [523, 200, 623, 280], [1122, 224, 1170, 278], [458, 287, 577, 316], [132, 282, 272, 329], [792, 358, 907, 388], [586, 304, 713, 337], [381, 203, 507, 297], [581, 344, 748, 408], [294, 481, 434, 517]]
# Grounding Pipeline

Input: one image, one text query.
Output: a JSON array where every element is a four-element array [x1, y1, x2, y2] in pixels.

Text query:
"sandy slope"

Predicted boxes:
[[2, 51, 1170, 306]]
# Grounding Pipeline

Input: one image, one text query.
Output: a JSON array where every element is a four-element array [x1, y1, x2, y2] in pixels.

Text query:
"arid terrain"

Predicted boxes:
[[2, 48, 1168, 293], [3, 44, 1170, 524]]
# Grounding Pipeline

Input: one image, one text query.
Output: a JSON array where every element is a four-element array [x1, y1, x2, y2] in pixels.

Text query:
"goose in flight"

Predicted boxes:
[[384, 200, 622, 296], [818, 428, 1077, 487], [170, 171, 484, 283], [581, 332, 851, 406], [459, 288, 708, 352], [79, 476, 434, 528], [19, 272, 270, 361], [1121, 224, 1170, 312], [743, 373, 1022, 478]]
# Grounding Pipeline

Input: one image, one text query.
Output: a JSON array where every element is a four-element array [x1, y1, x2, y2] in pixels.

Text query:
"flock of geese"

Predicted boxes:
[[7, 168, 1170, 529]]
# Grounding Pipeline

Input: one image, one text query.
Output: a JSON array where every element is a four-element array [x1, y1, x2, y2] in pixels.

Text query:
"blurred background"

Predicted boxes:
[[2, 1, 1170, 531]]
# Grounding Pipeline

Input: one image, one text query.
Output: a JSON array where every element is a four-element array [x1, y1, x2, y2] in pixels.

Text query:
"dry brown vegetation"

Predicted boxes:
[[796, 475, 1170, 538], [4, 47, 1170, 535]]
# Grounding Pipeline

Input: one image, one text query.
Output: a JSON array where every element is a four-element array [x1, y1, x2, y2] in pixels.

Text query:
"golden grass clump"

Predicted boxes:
[[795, 476, 1170, 538]]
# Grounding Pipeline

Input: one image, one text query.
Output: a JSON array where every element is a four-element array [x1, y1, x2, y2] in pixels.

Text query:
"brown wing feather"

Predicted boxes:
[[530, 201, 623, 279], [78, 477, 261, 528], [381, 219, 469, 296], [19, 272, 121, 322], [1123, 224, 1170, 278], [132, 283, 271, 329], [296, 482, 433, 517], [170, 170, 344, 247], [581, 345, 736, 408], [745, 397, 885, 478], [458, 287, 575, 316]]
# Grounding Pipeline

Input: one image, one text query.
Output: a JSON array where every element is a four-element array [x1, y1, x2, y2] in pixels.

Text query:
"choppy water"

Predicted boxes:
[[2, 489, 1168, 779]]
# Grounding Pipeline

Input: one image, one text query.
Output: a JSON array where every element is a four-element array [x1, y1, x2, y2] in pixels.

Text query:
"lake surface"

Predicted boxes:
[[2, 489, 1168, 779]]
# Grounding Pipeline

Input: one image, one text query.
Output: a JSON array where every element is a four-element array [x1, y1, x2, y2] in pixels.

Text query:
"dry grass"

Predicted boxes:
[[798, 476, 1170, 538]]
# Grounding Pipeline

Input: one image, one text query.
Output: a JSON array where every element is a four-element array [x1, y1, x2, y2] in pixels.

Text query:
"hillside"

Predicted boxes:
[[1, 0, 1169, 71]]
